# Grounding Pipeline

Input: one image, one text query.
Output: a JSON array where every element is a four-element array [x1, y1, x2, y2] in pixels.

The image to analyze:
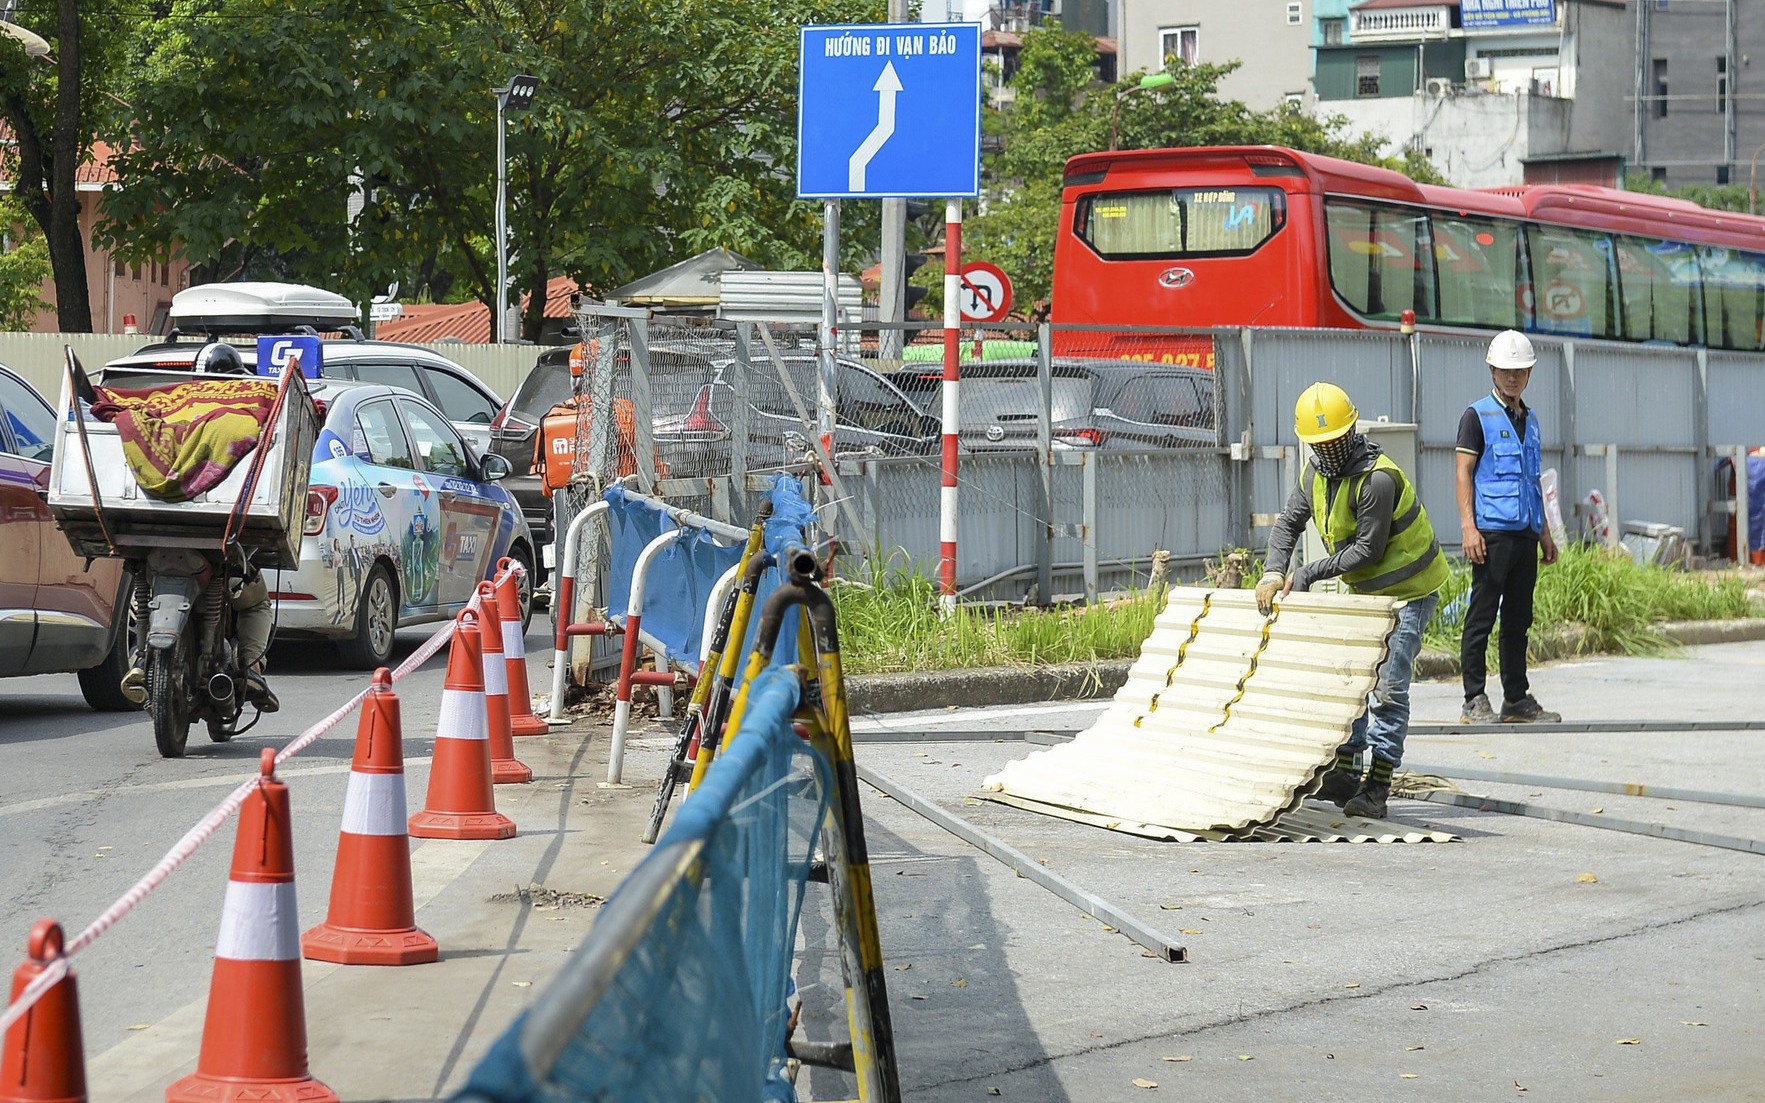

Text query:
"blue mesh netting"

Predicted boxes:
[[733, 477, 820, 688], [455, 667, 829, 1103], [603, 479, 817, 680]]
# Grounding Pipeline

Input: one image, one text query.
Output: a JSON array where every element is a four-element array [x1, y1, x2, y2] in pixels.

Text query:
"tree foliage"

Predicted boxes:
[[0, 0, 136, 331], [964, 21, 1447, 310], [0, 195, 52, 329], [1623, 173, 1754, 215], [100, 0, 881, 339]]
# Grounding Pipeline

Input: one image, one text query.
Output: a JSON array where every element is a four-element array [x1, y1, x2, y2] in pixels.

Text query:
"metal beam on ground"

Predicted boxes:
[[1404, 764, 1765, 811], [1413, 791, 1765, 856], [856, 764, 1188, 963]]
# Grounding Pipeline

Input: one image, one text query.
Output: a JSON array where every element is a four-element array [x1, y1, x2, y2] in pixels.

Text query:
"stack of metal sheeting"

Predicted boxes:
[[982, 587, 1443, 841]]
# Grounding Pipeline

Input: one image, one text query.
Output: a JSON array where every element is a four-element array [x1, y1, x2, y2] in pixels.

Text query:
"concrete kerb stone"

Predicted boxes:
[[845, 618, 1765, 715]]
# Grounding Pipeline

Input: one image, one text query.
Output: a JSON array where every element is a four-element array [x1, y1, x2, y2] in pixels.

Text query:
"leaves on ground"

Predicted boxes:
[[1576, 871, 1599, 884], [1131, 1078, 1158, 1089], [1616, 1037, 1642, 1045]]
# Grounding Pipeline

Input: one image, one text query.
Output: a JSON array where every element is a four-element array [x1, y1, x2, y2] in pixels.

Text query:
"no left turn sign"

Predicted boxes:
[[958, 261, 1013, 323]]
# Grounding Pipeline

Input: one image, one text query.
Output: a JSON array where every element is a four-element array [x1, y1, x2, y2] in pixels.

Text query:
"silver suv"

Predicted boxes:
[[895, 359, 1217, 451]]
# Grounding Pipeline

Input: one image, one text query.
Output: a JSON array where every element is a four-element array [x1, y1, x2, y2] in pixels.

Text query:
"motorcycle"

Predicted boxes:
[[46, 346, 318, 758], [125, 546, 271, 756]]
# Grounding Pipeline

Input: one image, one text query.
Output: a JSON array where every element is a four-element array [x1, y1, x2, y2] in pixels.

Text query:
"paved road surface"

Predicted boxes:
[[3, 636, 1764, 1101]]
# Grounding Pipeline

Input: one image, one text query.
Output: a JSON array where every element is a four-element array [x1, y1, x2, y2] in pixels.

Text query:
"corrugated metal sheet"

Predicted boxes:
[[982, 587, 1421, 839], [717, 272, 863, 325]]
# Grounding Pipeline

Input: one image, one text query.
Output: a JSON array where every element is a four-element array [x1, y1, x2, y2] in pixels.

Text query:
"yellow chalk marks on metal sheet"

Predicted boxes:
[[1209, 603, 1278, 734], [1134, 590, 1211, 728]]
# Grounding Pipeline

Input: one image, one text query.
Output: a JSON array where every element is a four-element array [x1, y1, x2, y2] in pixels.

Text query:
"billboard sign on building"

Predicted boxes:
[[1461, 0, 1555, 28]]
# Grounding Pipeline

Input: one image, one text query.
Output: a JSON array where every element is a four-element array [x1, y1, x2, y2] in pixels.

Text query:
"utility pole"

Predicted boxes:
[[878, 0, 909, 363]]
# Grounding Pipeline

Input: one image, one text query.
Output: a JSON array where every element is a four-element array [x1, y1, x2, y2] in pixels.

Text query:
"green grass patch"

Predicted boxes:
[[833, 544, 1755, 675], [1424, 542, 1754, 658], [831, 569, 1162, 675]]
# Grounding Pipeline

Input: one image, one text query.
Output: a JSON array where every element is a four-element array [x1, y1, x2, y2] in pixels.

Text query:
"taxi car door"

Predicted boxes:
[[350, 398, 434, 614], [397, 397, 498, 610]]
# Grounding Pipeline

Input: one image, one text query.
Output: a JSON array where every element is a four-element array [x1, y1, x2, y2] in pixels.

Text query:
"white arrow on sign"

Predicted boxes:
[[848, 62, 903, 193]]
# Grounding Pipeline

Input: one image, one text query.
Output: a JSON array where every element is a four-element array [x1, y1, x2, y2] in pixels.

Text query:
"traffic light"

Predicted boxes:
[[903, 251, 929, 316]]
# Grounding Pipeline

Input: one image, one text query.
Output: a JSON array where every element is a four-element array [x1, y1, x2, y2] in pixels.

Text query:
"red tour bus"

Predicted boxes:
[[1051, 144, 1765, 363]]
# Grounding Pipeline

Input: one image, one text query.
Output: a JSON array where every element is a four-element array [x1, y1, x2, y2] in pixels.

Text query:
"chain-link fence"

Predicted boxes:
[[548, 311, 1228, 615]]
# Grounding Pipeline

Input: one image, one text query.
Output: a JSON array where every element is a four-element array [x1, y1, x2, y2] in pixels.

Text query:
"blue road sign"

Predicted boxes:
[[798, 22, 981, 199]]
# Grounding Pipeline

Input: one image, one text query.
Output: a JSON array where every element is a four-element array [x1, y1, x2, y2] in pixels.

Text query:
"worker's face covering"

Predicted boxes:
[[1309, 432, 1357, 478]]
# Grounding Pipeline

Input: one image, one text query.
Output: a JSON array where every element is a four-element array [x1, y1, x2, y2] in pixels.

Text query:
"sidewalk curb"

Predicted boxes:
[[845, 618, 1765, 716]]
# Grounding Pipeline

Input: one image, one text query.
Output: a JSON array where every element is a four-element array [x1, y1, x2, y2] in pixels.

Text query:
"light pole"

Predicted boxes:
[[494, 73, 539, 344], [1109, 71, 1175, 152], [0, 19, 50, 58]]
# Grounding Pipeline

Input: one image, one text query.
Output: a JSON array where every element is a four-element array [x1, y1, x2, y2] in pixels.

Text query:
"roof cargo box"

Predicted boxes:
[[169, 282, 360, 334]]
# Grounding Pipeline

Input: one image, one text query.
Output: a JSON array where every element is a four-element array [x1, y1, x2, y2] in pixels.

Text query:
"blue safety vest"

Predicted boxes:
[[1471, 393, 1543, 534]]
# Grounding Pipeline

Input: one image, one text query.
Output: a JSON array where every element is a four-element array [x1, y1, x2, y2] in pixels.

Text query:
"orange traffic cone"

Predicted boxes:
[[0, 920, 85, 1103], [407, 610, 515, 841], [476, 582, 531, 785], [301, 669, 437, 966], [167, 750, 336, 1103], [495, 558, 549, 736]]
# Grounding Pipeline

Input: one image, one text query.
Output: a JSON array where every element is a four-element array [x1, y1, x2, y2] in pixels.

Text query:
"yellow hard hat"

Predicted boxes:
[[1294, 382, 1358, 444]]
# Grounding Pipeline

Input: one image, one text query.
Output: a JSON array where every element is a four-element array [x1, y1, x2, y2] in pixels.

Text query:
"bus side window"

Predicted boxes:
[[1527, 227, 1617, 341], [1699, 247, 1765, 352], [1431, 215, 1521, 330], [1616, 237, 1700, 346], [1324, 199, 1432, 321]]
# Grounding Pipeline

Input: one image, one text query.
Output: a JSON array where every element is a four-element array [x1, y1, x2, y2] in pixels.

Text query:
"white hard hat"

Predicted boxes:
[[1486, 329, 1536, 370]]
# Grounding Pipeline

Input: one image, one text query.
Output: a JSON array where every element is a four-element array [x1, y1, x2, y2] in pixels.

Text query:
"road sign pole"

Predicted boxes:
[[939, 199, 962, 615], [820, 199, 840, 474]]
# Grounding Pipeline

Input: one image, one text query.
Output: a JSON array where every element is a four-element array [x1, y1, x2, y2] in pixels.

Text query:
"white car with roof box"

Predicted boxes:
[[105, 282, 504, 457]]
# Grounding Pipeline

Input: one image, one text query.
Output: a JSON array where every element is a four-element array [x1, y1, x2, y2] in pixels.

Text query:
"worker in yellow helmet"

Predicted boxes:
[[1254, 382, 1449, 818]]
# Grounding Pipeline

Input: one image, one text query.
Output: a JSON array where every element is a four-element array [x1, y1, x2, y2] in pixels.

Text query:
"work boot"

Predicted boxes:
[[1344, 780, 1390, 819], [120, 666, 147, 706], [1500, 694, 1560, 723], [1461, 692, 1497, 724], [243, 670, 280, 713], [1314, 767, 1361, 807]]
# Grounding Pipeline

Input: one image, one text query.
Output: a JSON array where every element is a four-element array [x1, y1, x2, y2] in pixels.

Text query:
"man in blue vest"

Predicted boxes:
[[1257, 382, 1448, 819], [1456, 329, 1560, 724]]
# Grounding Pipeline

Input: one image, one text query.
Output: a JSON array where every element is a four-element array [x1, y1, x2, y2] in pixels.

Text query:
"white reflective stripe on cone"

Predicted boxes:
[[340, 772, 409, 836], [502, 621, 524, 658], [215, 881, 301, 961], [437, 687, 488, 740], [482, 653, 509, 697]]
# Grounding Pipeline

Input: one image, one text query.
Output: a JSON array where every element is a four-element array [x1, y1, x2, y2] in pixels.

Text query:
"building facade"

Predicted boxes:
[[1118, 0, 1316, 109], [1311, 0, 1631, 188], [1632, 0, 1765, 189]]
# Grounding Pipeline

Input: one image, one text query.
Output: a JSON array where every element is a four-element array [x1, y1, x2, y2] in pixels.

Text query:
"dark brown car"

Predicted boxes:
[[0, 363, 134, 710]]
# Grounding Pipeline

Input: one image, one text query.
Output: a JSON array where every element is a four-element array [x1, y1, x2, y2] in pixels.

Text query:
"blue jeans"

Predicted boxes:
[[1347, 592, 1440, 768]]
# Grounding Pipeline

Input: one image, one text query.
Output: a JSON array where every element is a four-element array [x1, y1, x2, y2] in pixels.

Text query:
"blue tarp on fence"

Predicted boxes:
[[454, 666, 829, 1103], [602, 478, 816, 675]]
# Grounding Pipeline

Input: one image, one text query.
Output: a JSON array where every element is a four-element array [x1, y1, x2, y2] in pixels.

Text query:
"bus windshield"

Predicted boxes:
[[1075, 187, 1287, 260]]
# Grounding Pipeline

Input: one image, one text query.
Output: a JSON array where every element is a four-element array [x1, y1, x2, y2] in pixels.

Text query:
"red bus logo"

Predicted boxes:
[[1158, 267, 1195, 288]]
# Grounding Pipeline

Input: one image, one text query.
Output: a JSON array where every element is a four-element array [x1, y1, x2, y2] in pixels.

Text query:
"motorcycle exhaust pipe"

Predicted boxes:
[[208, 673, 236, 703]]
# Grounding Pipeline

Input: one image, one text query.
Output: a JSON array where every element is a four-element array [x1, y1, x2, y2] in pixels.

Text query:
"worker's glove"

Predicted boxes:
[[1254, 571, 1285, 616]]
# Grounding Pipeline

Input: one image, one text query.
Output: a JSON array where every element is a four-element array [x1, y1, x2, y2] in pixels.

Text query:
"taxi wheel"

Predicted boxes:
[[509, 543, 535, 634], [338, 563, 398, 669]]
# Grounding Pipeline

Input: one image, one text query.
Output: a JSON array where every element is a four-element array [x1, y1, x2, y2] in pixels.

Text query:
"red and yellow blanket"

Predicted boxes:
[[90, 378, 280, 502]]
